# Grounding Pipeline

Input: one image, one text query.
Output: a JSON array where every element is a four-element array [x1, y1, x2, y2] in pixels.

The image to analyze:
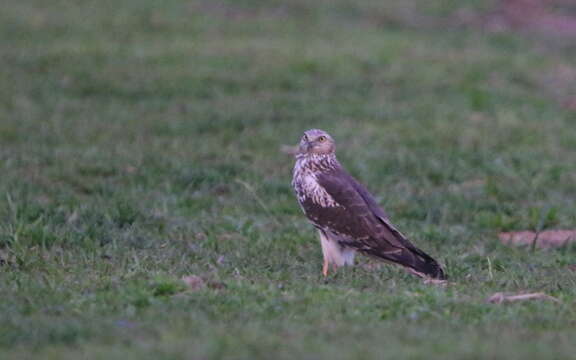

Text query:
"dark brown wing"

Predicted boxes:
[[306, 168, 445, 280]]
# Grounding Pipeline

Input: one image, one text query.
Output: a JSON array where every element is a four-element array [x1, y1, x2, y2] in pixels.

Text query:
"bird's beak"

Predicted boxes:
[[299, 139, 311, 153]]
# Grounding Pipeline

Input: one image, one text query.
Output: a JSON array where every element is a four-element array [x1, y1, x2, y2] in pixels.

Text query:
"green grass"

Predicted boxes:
[[2, 0, 576, 358]]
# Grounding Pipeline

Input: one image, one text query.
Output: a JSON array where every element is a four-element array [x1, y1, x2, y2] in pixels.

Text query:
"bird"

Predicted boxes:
[[291, 129, 446, 280]]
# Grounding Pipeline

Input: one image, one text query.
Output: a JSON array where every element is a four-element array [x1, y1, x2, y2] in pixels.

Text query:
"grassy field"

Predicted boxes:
[[2, 0, 576, 358]]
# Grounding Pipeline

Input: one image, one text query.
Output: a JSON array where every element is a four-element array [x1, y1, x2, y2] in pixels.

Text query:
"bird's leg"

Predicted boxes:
[[319, 230, 331, 277]]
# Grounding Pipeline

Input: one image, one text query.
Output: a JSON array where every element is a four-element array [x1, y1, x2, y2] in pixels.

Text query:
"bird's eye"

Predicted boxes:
[[318, 136, 326, 142]]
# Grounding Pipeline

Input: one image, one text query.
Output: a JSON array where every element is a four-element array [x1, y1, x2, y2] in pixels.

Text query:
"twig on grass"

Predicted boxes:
[[487, 292, 560, 304]]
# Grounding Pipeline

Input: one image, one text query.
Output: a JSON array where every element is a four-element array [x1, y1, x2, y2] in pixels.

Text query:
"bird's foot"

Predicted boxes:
[[322, 260, 329, 277]]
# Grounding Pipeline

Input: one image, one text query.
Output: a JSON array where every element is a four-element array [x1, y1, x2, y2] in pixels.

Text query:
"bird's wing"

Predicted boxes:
[[306, 168, 445, 279], [310, 169, 407, 250], [342, 172, 425, 253]]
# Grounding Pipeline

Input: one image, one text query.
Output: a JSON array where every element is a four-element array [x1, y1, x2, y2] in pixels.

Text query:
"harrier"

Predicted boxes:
[[291, 129, 446, 280]]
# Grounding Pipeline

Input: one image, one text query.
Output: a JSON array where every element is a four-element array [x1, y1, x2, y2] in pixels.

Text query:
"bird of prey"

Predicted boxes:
[[291, 129, 446, 280]]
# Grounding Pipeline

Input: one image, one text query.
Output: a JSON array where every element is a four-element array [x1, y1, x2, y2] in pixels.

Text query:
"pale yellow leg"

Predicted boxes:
[[322, 258, 329, 277]]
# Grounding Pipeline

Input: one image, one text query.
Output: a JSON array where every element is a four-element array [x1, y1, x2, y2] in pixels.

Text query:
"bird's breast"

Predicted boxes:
[[292, 168, 339, 208]]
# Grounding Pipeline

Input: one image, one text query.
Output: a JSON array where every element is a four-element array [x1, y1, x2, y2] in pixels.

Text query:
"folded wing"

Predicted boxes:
[[301, 168, 445, 280]]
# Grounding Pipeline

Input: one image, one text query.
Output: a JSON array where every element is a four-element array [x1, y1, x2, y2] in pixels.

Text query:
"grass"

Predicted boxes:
[[2, 0, 576, 358]]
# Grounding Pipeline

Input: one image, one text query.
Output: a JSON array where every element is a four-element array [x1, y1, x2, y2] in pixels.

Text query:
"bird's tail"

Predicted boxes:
[[403, 248, 446, 280], [368, 246, 446, 280]]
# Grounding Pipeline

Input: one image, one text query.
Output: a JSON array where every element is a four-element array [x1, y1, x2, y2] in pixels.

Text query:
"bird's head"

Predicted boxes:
[[299, 129, 335, 155]]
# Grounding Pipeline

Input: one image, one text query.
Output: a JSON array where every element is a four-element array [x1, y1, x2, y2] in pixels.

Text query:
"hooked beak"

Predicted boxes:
[[299, 139, 311, 153]]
